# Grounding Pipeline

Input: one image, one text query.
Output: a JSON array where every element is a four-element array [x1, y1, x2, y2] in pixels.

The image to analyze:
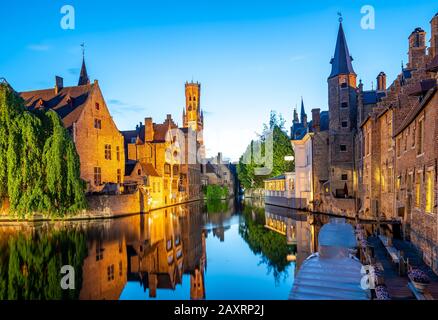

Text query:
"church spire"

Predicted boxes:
[[329, 19, 356, 78], [300, 97, 307, 124], [78, 43, 90, 86]]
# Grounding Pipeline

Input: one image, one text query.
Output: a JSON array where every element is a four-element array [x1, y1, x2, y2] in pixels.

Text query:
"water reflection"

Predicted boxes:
[[0, 199, 345, 300]]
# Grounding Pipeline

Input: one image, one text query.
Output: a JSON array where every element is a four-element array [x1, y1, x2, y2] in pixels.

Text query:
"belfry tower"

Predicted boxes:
[[183, 81, 204, 132]]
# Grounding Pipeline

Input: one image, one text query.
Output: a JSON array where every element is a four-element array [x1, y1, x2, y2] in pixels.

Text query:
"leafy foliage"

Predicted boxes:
[[204, 185, 229, 200], [237, 111, 294, 189], [0, 83, 86, 217]]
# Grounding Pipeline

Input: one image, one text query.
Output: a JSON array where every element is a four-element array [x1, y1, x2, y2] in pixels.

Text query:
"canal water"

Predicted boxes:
[[0, 199, 338, 300]]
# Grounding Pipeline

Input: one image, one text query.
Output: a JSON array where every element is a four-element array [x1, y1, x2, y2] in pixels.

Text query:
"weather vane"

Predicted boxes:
[[81, 42, 85, 58], [337, 12, 343, 23]]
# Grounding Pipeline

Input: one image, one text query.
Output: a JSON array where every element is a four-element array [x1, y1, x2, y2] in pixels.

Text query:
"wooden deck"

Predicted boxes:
[[368, 236, 438, 300]]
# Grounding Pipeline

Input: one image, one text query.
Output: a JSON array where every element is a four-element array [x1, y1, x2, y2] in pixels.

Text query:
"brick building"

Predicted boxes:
[[122, 81, 205, 207], [19, 57, 125, 193]]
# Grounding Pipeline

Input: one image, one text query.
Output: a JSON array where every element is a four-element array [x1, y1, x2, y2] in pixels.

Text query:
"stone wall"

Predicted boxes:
[[86, 192, 141, 217]]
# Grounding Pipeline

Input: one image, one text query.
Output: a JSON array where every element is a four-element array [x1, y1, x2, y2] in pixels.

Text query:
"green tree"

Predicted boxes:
[[237, 111, 294, 189], [0, 82, 86, 217]]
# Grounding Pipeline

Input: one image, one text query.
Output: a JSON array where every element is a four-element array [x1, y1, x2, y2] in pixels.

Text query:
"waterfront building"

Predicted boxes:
[[393, 57, 438, 272], [263, 173, 299, 208], [122, 81, 205, 207], [201, 152, 236, 196], [124, 161, 163, 208], [19, 57, 125, 192]]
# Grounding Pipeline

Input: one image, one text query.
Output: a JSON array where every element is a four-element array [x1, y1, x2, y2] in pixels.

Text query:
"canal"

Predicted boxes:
[[0, 199, 338, 300]]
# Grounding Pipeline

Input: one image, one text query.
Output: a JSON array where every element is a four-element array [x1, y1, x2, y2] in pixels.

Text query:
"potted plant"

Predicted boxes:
[[408, 267, 430, 293], [375, 284, 391, 300]]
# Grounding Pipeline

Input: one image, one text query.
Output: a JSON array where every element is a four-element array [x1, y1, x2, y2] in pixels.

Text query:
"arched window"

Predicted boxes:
[[193, 96, 196, 101]]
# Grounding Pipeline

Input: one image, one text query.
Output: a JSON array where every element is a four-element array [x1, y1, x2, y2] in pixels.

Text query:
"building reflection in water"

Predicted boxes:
[[0, 198, 340, 300], [61, 201, 207, 300], [263, 204, 332, 272]]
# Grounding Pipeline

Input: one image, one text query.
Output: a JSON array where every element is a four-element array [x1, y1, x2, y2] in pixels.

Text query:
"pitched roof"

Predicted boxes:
[[19, 84, 93, 128], [140, 162, 161, 177], [329, 23, 356, 78], [395, 88, 437, 136], [362, 90, 386, 105]]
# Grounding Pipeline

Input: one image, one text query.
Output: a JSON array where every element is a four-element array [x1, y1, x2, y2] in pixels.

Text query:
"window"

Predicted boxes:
[[107, 265, 115, 282], [105, 144, 112, 160], [164, 179, 168, 190], [164, 163, 171, 174], [404, 132, 408, 151], [341, 121, 348, 128], [116, 146, 121, 161], [415, 173, 421, 208], [94, 118, 102, 129], [417, 119, 424, 155], [137, 169, 142, 176], [153, 182, 156, 193], [173, 164, 179, 175], [426, 170, 434, 213], [397, 137, 401, 157], [341, 174, 348, 181], [341, 82, 348, 88], [341, 102, 348, 108], [96, 241, 104, 261], [95, 102, 100, 110], [94, 167, 102, 186], [412, 125, 416, 148], [117, 169, 121, 184], [340, 144, 347, 152]]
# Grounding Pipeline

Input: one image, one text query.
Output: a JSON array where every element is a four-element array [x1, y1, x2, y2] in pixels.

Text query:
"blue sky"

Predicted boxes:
[[0, 1, 437, 160]]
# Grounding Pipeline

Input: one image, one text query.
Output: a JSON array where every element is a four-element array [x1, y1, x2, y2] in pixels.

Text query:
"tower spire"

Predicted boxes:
[[78, 43, 90, 86], [329, 18, 356, 78], [300, 97, 307, 123]]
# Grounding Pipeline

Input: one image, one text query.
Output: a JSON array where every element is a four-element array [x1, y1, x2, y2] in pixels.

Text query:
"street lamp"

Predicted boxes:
[[284, 155, 295, 162]]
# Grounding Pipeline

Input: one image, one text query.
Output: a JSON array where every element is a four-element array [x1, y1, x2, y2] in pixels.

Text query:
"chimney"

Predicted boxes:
[[144, 118, 154, 142], [217, 152, 223, 164], [430, 13, 438, 58], [376, 72, 386, 91], [311, 108, 321, 132], [54, 76, 63, 94], [408, 27, 427, 69]]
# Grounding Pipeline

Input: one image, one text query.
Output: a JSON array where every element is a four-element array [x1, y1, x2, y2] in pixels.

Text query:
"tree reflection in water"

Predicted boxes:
[[0, 230, 87, 300], [239, 203, 296, 284]]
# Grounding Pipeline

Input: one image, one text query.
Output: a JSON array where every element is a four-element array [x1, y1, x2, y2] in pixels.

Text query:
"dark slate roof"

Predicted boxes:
[[319, 111, 329, 131], [125, 161, 137, 176], [362, 90, 386, 105], [329, 23, 356, 78], [302, 111, 329, 135], [19, 84, 93, 129], [291, 122, 308, 140], [406, 78, 437, 96], [78, 57, 90, 86]]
